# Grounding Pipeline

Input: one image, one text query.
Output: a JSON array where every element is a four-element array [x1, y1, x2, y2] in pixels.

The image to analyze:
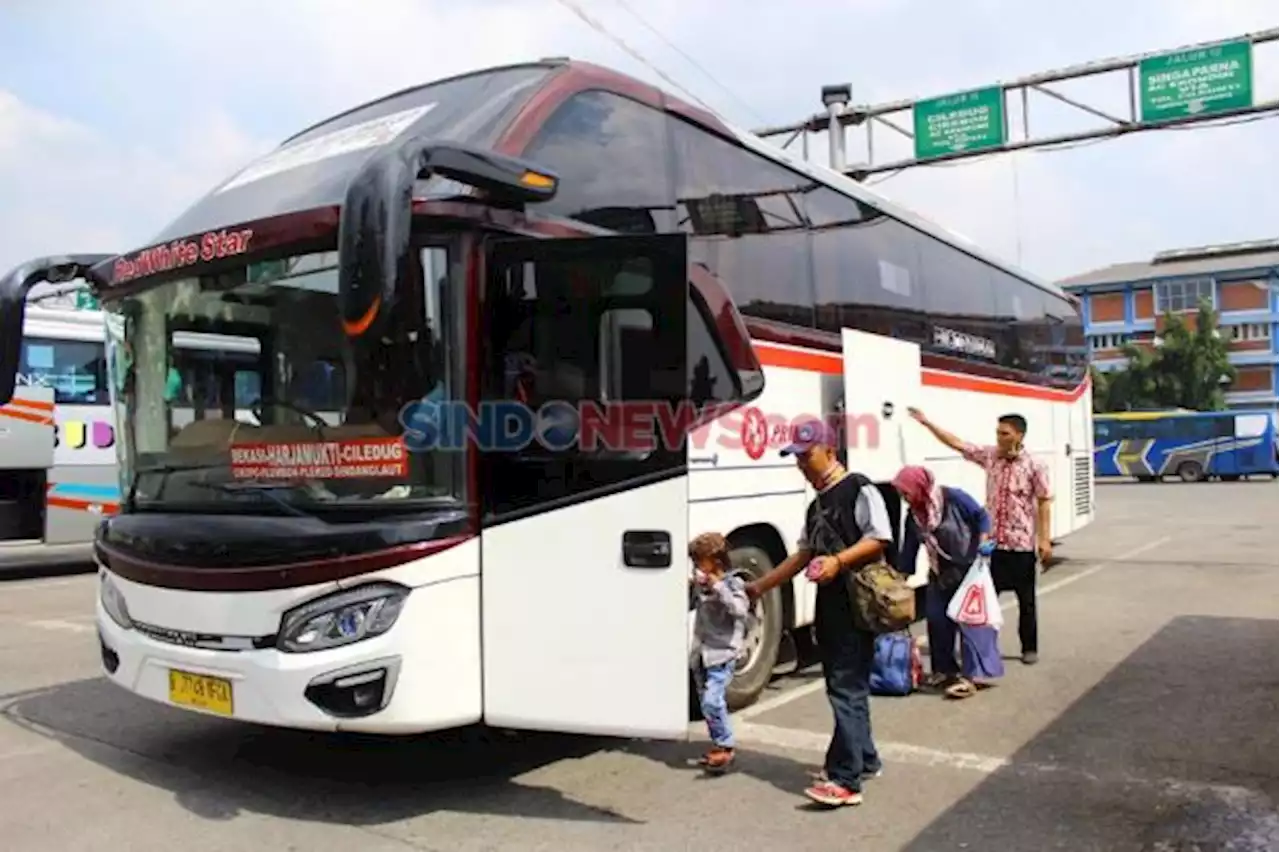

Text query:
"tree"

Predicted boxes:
[[1092, 299, 1235, 412]]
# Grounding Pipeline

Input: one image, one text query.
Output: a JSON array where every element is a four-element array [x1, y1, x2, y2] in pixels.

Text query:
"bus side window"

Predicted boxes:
[[687, 293, 739, 406], [1211, 416, 1235, 438], [482, 244, 692, 520], [1178, 418, 1214, 442], [18, 337, 109, 405], [1095, 421, 1113, 443]]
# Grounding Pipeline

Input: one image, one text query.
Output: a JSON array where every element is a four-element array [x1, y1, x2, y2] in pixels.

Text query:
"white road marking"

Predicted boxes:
[[0, 741, 63, 763], [22, 619, 94, 635], [734, 720, 1277, 809], [733, 535, 1174, 722], [0, 576, 92, 593]]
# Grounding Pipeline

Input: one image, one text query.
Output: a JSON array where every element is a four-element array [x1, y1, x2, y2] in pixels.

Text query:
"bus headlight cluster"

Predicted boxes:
[[277, 583, 409, 653], [100, 573, 132, 629]]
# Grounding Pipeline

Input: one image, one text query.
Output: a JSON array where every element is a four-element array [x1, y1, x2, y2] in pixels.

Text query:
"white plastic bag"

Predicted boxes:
[[946, 555, 1004, 629]]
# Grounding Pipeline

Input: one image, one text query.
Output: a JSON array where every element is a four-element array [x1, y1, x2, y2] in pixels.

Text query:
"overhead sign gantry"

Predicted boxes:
[[753, 29, 1278, 179]]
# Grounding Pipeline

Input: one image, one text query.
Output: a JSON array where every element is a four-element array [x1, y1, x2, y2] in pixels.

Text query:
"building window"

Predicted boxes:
[[1227, 323, 1272, 341], [1088, 332, 1130, 351], [1154, 278, 1213, 313]]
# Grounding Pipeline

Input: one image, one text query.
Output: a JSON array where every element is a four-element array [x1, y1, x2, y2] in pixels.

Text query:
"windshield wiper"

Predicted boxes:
[[184, 481, 319, 519], [127, 462, 230, 510]]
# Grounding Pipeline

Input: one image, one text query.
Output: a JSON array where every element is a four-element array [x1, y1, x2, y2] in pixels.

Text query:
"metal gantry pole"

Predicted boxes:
[[821, 84, 852, 172]]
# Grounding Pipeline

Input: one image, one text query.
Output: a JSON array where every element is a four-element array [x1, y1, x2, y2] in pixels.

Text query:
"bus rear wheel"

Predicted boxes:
[[725, 544, 783, 711], [1176, 461, 1205, 483]]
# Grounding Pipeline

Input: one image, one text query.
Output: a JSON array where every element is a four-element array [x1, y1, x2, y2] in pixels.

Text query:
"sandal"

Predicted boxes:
[[945, 678, 977, 699]]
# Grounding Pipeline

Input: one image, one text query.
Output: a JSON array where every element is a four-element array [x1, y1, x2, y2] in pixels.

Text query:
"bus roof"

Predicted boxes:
[[104, 57, 1071, 306], [145, 63, 557, 245], [722, 122, 1070, 301], [1095, 409, 1273, 420]]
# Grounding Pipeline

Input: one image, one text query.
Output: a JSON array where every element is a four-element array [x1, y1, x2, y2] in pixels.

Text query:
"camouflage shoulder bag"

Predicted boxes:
[[812, 487, 915, 634]]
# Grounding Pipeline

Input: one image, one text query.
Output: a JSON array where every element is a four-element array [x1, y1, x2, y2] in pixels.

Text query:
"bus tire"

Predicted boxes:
[[724, 544, 782, 711], [1176, 461, 1204, 483]]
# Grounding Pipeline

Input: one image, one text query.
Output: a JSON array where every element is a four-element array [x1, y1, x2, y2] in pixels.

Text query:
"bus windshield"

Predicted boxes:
[[104, 245, 463, 515]]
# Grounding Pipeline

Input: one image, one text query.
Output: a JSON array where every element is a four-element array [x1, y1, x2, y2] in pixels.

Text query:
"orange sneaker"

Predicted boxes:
[[699, 747, 735, 773], [804, 781, 863, 807]]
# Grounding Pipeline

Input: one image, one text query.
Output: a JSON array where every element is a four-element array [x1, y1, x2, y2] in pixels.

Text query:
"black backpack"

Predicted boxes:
[[837, 472, 903, 570]]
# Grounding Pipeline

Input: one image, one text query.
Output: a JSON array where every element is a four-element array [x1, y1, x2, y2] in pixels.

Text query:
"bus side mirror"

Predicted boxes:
[[0, 255, 112, 404], [337, 139, 558, 339]]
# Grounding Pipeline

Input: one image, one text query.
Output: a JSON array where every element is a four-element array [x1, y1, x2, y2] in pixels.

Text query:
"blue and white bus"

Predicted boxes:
[[1093, 410, 1279, 482]]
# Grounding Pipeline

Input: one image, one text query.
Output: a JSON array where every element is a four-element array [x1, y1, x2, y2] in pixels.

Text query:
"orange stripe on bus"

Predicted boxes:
[[46, 495, 119, 514], [8, 396, 56, 412], [753, 344, 841, 374], [0, 407, 55, 426], [751, 342, 1087, 403], [921, 369, 1087, 402]]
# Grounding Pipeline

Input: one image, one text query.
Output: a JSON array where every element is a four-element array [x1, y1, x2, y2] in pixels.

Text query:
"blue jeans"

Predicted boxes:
[[697, 661, 735, 748], [820, 628, 881, 791]]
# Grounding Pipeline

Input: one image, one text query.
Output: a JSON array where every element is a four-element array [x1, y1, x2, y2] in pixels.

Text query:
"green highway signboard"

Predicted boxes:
[[1139, 39, 1253, 123], [912, 87, 1006, 161]]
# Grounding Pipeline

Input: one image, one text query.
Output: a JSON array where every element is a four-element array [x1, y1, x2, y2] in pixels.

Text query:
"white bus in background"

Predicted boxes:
[[1, 304, 323, 570], [0, 58, 1092, 738]]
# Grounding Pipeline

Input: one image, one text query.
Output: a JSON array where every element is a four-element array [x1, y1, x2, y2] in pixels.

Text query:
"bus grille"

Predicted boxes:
[[1073, 454, 1092, 516]]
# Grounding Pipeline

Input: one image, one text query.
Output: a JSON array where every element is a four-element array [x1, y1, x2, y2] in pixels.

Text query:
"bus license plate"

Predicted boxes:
[[168, 669, 233, 715]]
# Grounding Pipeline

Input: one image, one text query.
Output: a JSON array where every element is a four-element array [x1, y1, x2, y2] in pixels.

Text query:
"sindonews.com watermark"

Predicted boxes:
[[396, 399, 880, 457]]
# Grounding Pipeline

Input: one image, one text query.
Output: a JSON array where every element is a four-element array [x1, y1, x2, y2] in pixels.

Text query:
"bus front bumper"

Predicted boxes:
[[95, 577, 483, 734]]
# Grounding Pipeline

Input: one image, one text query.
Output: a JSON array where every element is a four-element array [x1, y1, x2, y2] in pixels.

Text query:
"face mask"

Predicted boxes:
[[818, 461, 847, 490]]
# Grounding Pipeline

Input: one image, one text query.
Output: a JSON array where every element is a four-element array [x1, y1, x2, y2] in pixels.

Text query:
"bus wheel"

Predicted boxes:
[[1176, 461, 1204, 483], [725, 544, 783, 711]]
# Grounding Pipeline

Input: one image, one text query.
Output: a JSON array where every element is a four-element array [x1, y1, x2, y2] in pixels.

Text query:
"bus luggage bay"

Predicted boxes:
[[0, 59, 1092, 736]]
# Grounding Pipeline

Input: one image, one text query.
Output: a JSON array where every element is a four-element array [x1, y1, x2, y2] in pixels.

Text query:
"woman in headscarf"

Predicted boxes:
[[892, 465, 1002, 699]]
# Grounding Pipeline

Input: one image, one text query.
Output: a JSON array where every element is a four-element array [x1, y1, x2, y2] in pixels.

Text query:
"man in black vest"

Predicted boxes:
[[746, 419, 894, 808]]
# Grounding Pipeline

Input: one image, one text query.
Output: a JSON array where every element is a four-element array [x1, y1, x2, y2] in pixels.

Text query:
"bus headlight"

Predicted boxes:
[[100, 574, 132, 629], [277, 583, 409, 653]]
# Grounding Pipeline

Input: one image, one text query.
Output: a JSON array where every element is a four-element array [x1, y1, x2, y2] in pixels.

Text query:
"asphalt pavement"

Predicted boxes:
[[0, 481, 1276, 851]]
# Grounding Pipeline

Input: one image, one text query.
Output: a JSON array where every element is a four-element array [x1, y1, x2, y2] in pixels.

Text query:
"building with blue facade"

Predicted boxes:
[[1060, 239, 1279, 410]]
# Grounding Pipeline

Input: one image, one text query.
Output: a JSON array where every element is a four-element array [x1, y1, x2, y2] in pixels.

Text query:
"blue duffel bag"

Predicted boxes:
[[870, 630, 920, 696]]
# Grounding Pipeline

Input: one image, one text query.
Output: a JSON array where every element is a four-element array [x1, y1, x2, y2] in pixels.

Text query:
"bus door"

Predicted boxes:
[[478, 233, 693, 739], [1228, 412, 1274, 475], [1211, 415, 1239, 477], [839, 330, 924, 577], [0, 386, 55, 542]]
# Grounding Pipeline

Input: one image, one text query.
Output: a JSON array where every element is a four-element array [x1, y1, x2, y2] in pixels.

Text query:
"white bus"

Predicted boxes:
[[1, 305, 292, 570], [0, 59, 1092, 737]]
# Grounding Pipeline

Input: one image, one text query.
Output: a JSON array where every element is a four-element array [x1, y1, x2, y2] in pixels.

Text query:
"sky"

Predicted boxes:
[[0, 0, 1276, 284]]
